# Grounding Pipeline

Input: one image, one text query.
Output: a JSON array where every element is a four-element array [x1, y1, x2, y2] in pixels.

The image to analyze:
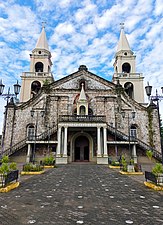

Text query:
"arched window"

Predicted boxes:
[[27, 125, 35, 141], [122, 62, 131, 73], [35, 62, 44, 72], [130, 125, 137, 138], [80, 106, 86, 115], [31, 81, 41, 97], [124, 82, 134, 99]]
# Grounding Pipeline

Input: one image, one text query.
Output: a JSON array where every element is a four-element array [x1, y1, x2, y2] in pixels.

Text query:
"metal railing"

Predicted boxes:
[[0, 170, 19, 187], [59, 115, 106, 123], [28, 124, 58, 141], [107, 123, 162, 162], [145, 171, 163, 186], [2, 125, 58, 157]]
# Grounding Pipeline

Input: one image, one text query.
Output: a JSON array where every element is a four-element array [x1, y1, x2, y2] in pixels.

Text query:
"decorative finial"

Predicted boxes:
[[120, 22, 125, 30], [42, 21, 47, 29]]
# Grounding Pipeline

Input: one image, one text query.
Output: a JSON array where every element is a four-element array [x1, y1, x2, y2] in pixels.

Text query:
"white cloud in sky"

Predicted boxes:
[[0, 0, 163, 134]]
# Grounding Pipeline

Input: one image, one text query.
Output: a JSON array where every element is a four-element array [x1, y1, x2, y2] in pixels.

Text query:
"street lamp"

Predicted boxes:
[[0, 80, 21, 101], [30, 109, 45, 163], [121, 111, 136, 158], [145, 82, 163, 164], [0, 80, 21, 155]]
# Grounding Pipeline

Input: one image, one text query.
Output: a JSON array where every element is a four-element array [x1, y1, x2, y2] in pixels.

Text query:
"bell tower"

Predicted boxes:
[[112, 24, 144, 103], [20, 24, 54, 102]]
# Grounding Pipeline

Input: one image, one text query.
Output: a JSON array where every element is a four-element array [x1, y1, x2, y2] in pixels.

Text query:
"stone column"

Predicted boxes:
[[97, 127, 101, 156], [132, 144, 137, 163], [63, 126, 68, 156], [26, 144, 31, 163], [103, 127, 107, 156], [56, 126, 61, 156]]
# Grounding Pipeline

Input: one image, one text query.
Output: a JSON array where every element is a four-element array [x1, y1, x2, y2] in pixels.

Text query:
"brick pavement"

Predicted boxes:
[[0, 164, 163, 225]]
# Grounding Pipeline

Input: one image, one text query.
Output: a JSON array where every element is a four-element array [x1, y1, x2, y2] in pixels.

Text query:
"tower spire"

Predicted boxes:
[[116, 23, 131, 53], [35, 24, 49, 51]]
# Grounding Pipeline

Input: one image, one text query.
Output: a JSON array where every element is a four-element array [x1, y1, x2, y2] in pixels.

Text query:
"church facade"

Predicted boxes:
[[1, 26, 162, 164]]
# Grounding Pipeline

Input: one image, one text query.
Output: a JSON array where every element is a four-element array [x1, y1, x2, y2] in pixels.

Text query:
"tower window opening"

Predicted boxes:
[[122, 62, 131, 73], [124, 52, 127, 56], [38, 51, 41, 54], [124, 82, 134, 99], [35, 62, 44, 72], [31, 81, 41, 97]]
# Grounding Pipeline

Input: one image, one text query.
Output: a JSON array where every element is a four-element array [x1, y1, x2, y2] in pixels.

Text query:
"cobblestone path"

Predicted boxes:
[[0, 164, 163, 225]]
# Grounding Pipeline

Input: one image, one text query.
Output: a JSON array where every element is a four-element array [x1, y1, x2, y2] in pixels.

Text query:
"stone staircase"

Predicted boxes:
[[107, 123, 162, 162], [1, 125, 58, 157]]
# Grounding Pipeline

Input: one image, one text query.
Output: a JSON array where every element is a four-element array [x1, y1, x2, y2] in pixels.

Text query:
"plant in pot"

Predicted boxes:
[[152, 163, 163, 186], [0, 156, 18, 188], [42, 154, 55, 167]]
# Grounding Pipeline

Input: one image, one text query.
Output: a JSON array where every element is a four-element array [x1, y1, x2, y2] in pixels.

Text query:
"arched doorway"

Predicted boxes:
[[75, 136, 89, 161]]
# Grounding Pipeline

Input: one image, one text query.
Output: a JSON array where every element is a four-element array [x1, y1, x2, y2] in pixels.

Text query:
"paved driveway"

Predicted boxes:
[[0, 164, 163, 225]]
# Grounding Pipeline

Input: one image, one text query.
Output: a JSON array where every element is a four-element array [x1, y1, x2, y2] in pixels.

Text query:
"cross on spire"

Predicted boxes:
[[120, 22, 125, 29], [42, 21, 47, 28]]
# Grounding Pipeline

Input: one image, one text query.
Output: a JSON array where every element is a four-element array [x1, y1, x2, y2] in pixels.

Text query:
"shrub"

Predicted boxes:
[[9, 162, 17, 171], [152, 163, 163, 176], [1, 155, 9, 164], [43, 154, 55, 166], [121, 155, 127, 172], [0, 163, 10, 175], [23, 163, 43, 172], [146, 150, 153, 160], [111, 161, 119, 166]]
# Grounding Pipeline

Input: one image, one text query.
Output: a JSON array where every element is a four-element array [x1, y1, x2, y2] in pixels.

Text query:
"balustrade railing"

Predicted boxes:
[[59, 115, 106, 123]]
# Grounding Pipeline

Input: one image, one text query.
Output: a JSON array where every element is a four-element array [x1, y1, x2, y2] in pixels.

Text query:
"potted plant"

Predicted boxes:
[[152, 163, 163, 186], [42, 154, 55, 167], [0, 156, 19, 189]]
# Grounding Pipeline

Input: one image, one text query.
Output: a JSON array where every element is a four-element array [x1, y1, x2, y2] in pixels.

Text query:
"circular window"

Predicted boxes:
[[38, 51, 41, 54], [124, 52, 127, 56]]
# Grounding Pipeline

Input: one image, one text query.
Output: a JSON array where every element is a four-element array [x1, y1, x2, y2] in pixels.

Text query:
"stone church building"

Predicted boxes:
[[1, 26, 162, 164]]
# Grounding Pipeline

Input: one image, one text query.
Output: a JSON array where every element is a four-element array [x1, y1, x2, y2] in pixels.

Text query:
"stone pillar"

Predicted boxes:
[[132, 144, 137, 163], [56, 126, 68, 165], [97, 127, 101, 156], [56, 126, 61, 156], [103, 127, 107, 156], [63, 126, 68, 156], [26, 144, 31, 163]]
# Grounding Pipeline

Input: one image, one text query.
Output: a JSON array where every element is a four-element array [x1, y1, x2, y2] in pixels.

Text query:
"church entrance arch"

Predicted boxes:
[[75, 136, 89, 161], [70, 132, 93, 162]]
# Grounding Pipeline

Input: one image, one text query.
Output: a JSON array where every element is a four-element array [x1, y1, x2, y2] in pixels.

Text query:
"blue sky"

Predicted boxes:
[[0, 0, 163, 133]]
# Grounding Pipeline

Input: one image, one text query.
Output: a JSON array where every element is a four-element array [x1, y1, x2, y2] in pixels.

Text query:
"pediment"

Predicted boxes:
[[51, 69, 114, 91]]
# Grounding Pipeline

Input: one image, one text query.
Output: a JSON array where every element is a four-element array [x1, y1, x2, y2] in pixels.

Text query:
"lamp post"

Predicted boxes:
[[145, 82, 163, 164], [30, 109, 45, 163], [0, 80, 21, 155], [121, 111, 136, 158]]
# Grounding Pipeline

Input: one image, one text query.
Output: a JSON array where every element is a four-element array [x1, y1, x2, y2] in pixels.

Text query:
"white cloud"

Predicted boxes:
[[154, 0, 163, 16], [0, 0, 163, 132]]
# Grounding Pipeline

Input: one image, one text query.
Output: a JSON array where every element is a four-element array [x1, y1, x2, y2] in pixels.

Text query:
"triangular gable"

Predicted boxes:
[[50, 68, 115, 91]]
